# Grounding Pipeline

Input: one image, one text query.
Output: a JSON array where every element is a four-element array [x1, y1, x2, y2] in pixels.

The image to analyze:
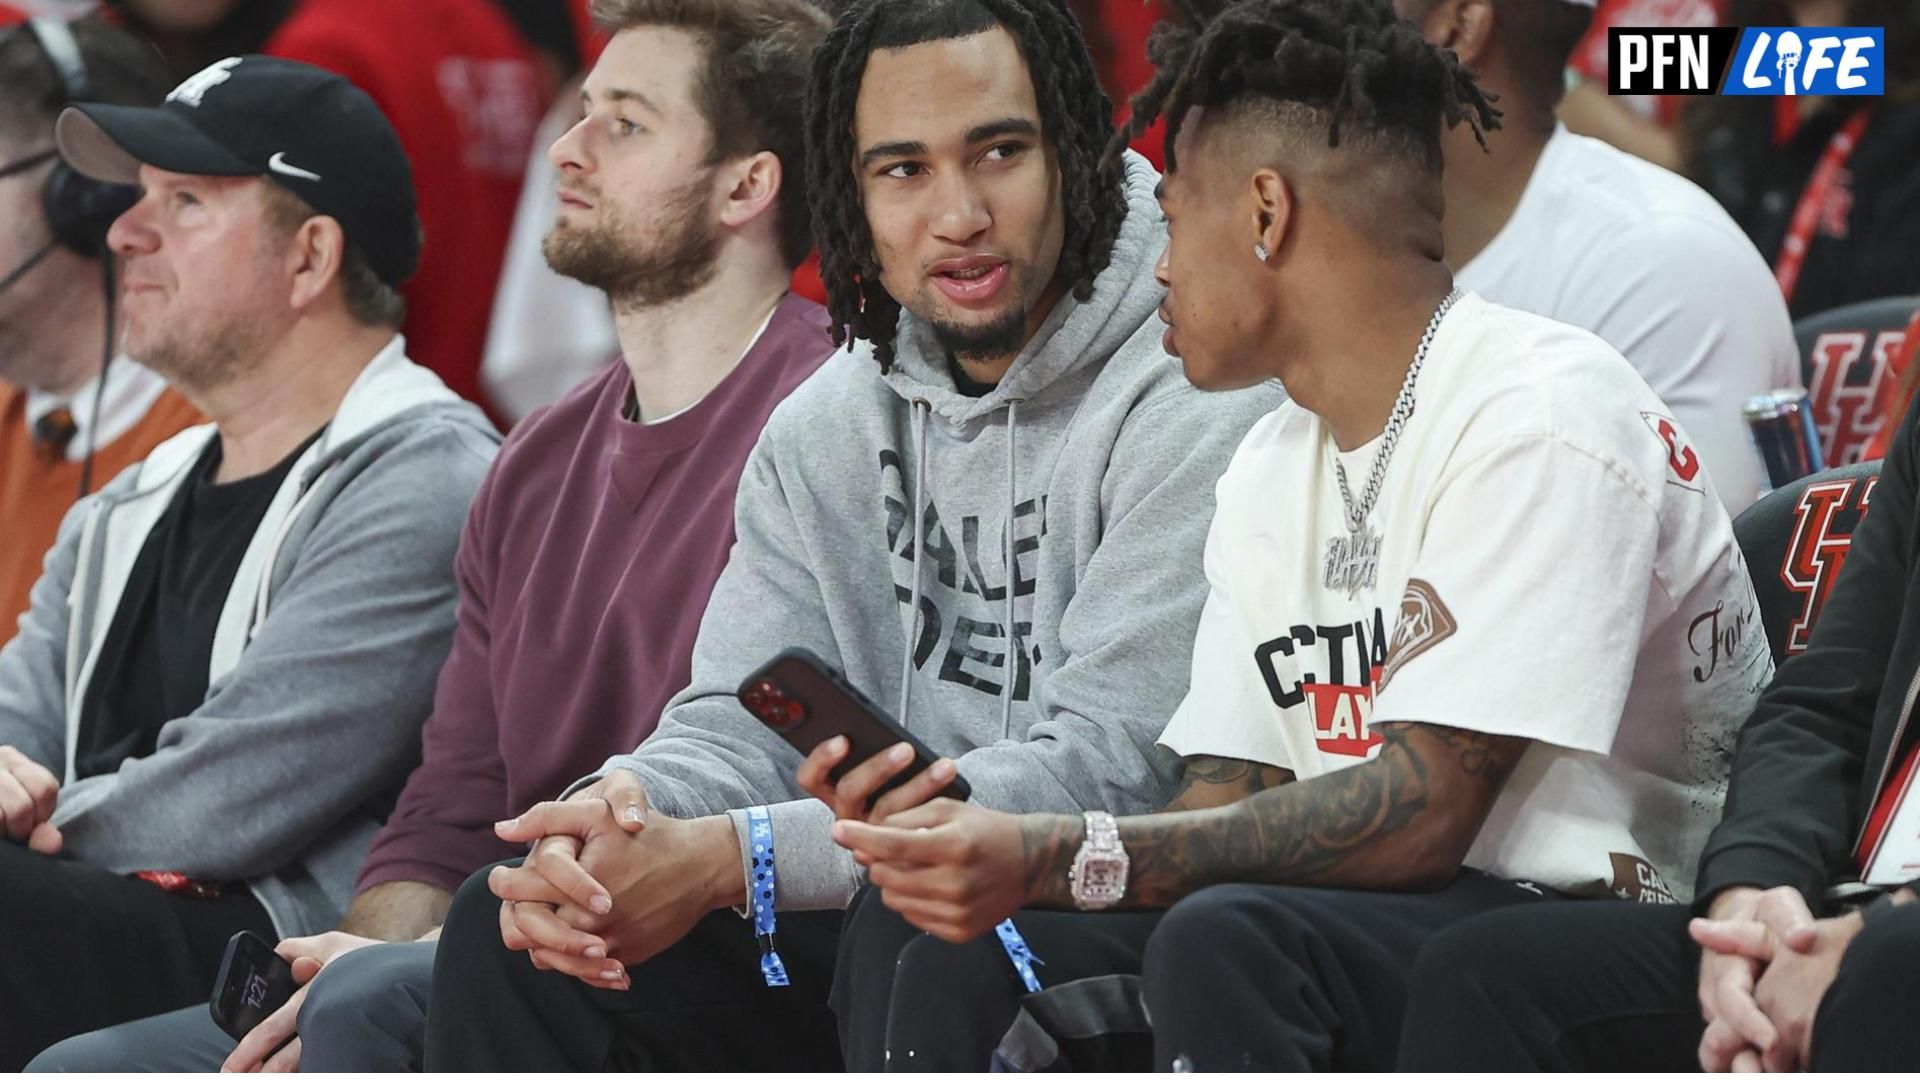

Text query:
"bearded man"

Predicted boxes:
[[27, 0, 833, 1070]]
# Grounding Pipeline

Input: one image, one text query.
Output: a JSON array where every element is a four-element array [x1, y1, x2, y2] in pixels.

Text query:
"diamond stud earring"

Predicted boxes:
[[1255, 241, 1271, 262]]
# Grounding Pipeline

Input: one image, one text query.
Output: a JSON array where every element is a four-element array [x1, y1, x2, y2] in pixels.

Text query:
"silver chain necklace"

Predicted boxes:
[[1323, 286, 1464, 598]]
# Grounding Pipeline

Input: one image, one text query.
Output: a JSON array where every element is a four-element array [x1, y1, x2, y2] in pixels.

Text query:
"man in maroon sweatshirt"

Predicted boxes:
[[27, 0, 834, 1071]]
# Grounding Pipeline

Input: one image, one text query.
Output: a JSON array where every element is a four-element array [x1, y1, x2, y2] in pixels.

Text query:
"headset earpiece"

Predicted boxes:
[[24, 18, 140, 258]]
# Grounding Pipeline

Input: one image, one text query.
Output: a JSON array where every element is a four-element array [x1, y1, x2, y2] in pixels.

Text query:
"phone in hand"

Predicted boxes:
[[209, 930, 298, 1043], [738, 648, 971, 808]]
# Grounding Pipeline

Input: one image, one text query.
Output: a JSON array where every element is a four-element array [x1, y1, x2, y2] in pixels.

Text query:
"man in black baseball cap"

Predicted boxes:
[[0, 54, 496, 1068], [57, 53, 422, 290]]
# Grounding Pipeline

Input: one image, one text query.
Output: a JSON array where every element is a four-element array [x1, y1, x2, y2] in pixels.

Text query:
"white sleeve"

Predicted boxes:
[[1574, 218, 1797, 514], [1371, 434, 1665, 754], [1157, 504, 1292, 770]]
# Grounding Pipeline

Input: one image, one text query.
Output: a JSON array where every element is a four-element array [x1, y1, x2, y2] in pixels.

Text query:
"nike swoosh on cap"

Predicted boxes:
[[267, 152, 322, 182]]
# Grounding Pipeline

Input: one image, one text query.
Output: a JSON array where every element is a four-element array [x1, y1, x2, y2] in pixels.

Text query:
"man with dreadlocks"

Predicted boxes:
[[824, 0, 1767, 1069], [421, 0, 1277, 1071]]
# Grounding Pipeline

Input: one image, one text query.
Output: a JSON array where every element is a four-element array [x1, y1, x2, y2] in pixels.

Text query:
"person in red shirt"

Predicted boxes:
[[105, 0, 544, 419]]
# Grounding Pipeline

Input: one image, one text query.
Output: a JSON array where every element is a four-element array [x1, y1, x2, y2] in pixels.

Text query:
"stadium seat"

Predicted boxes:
[[1733, 459, 1882, 663], [1794, 296, 1919, 466]]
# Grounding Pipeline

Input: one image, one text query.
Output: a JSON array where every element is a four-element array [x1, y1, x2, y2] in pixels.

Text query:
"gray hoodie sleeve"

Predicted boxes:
[[0, 494, 93, 773], [596, 381, 1271, 911], [51, 423, 495, 881]]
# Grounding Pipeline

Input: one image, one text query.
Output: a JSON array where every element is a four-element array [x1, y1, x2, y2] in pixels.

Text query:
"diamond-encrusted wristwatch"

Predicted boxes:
[[1069, 810, 1130, 911]]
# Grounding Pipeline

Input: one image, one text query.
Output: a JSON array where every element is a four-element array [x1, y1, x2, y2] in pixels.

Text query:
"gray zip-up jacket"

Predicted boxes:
[[0, 337, 498, 935], [587, 152, 1285, 909]]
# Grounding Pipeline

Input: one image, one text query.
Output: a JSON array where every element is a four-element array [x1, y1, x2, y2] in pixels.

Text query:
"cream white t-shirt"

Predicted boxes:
[[1458, 126, 1801, 515], [1160, 293, 1772, 903]]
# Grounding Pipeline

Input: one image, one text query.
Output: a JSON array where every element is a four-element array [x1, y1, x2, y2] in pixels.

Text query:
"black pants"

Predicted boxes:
[[836, 871, 1546, 1071], [1398, 896, 1920, 1071], [423, 860, 845, 1071], [833, 886, 1167, 1070], [0, 840, 271, 1070]]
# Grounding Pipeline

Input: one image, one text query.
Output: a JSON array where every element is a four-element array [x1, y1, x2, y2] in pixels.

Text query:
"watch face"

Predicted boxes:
[[1073, 849, 1130, 907]]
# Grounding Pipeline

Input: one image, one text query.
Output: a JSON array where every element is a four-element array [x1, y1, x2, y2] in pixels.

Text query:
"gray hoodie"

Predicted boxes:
[[591, 152, 1285, 909], [0, 337, 498, 936]]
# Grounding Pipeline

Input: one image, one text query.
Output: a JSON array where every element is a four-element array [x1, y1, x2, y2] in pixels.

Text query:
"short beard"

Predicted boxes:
[[925, 304, 1031, 362], [544, 170, 720, 312]]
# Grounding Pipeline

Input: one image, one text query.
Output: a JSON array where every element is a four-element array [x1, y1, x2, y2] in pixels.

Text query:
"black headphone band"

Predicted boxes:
[[4, 18, 121, 501], [0, 149, 56, 181], [10, 18, 138, 261]]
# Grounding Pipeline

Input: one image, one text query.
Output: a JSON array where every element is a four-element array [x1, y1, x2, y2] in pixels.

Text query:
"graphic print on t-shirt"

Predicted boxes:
[[1159, 293, 1773, 900], [1642, 411, 1705, 494], [1607, 851, 1679, 903], [1379, 578, 1458, 693], [1255, 608, 1389, 758], [881, 449, 1046, 702]]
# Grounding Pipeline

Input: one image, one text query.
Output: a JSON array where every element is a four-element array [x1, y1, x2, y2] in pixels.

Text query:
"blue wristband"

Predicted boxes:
[[745, 806, 789, 988], [995, 918, 1044, 992]]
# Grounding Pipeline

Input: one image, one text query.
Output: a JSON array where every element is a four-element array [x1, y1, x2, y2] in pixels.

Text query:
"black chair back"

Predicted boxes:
[[1793, 296, 1918, 466], [1733, 460, 1883, 663]]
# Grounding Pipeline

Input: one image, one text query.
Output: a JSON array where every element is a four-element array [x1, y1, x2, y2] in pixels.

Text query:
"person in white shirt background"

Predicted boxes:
[[807, 0, 1772, 1071], [1398, 0, 1800, 514]]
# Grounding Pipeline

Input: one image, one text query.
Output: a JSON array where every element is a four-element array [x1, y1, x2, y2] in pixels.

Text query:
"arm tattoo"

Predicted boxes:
[[1021, 723, 1528, 909], [1167, 755, 1296, 811], [1019, 814, 1083, 903]]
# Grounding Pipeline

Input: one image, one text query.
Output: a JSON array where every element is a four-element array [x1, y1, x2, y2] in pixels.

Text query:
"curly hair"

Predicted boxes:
[[804, 0, 1130, 370], [1104, 0, 1501, 175]]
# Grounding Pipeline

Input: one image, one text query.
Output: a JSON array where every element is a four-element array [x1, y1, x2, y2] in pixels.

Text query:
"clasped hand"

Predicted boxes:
[[488, 770, 729, 990], [0, 745, 62, 854], [1690, 885, 1863, 1072]]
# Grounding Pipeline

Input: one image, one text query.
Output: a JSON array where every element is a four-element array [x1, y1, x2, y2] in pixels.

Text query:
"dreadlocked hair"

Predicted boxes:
[[1104, 0, 1500, 176], [805, 0, 1130, 371]]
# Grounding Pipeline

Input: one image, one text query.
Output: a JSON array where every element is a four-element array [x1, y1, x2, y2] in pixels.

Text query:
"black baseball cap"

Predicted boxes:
[[54, 55, 422, 288]]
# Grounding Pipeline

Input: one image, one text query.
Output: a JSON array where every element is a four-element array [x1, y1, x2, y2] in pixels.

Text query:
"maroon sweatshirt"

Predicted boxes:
[[355, 294, 832, 895]]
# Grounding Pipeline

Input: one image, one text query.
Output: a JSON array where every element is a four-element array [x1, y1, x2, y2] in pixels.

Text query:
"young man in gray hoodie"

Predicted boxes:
[[0, 57, 496, 1067], [423, 0, 1281, 1070]]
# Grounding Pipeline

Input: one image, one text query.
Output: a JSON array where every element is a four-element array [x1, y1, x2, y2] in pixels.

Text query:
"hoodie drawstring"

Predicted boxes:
[[897, 399, 931, 730], [1001, 399, 1022, 740], [894, 397, 1028, 742]]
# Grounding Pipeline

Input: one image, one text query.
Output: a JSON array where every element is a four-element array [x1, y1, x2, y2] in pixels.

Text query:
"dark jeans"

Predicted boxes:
[[0, 840, 271, 1070], [423, 859, 845, 1071], [835, 871, 1547, 1071], [29, 939, 438, 1072], [832, 886, 1166, 1070], [1399, 896, 1920, 1071]]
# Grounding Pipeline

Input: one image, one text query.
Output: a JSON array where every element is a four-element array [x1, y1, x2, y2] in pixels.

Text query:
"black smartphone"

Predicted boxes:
[[209, 931, 298, 1043], [739, 648, 971, 806]]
